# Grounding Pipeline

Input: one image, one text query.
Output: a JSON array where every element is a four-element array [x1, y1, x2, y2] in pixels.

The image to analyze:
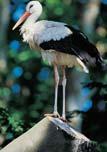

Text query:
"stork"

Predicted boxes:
[[12, 1, 106, 121]]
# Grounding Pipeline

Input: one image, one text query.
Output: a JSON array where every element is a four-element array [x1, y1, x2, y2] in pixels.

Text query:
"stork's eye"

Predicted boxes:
[[29, 4, 33, 9]]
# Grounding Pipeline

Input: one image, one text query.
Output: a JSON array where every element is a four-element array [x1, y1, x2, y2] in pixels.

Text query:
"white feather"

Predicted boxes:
[[33, 21, 73, 45], [21, 20, 73, 46], [76, 58, 89, 73]]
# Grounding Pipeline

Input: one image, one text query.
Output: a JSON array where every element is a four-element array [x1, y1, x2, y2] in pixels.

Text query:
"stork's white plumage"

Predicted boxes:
[[13, 1, 105, 120]]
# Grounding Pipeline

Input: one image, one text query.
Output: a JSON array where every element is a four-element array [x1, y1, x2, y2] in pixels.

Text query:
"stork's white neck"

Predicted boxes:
[[25, 12, 41, 25], [21, 12, 41, 43]]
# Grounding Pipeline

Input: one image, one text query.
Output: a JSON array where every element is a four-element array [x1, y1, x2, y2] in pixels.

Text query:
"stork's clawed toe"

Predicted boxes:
[[60, 117, 67, 122], [44, 112, 60, 118], [44, 113, 67, 122]]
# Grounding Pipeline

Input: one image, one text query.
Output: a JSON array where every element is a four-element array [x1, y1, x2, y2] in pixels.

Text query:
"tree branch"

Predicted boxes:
[[82, 0, 100, 36], [0, 0, 10, 71]]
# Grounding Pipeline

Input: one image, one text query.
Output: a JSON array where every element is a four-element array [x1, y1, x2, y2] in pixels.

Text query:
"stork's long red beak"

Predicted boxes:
[[12, 12, 31, 30]]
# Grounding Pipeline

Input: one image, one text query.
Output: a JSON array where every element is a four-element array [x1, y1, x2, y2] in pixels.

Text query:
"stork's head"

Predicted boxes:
[[12, 1, 42, 30], [26, 1, 42, 15]]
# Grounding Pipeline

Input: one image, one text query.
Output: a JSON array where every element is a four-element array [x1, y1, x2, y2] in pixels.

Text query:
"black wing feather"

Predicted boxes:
[[40, 25, 103, 69]]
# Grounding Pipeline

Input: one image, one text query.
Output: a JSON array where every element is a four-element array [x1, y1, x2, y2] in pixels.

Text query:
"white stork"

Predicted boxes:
[[12, 1, 106, 120]]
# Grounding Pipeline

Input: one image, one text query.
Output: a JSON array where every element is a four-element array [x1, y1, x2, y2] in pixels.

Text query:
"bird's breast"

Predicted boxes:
[[41, 50, 87, 71]]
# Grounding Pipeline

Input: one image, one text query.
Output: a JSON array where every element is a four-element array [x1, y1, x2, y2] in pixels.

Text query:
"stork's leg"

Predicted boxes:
[[53, 64, 59, 116], [61, 66, 67, 120], [45, 64, 60, 118]]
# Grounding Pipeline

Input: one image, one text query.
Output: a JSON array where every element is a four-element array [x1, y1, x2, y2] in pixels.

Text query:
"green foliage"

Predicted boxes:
[[0, 108, 25, 142], [96, 143, 107, 152]]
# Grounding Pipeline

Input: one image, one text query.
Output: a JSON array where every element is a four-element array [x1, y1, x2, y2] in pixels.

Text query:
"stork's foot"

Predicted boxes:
[[44, 112, 60, 118], [60, 117, 67, 123]]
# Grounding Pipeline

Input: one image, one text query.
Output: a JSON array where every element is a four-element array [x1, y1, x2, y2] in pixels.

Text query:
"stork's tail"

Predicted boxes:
[[92, 58, 107, 74], [97, 59, 107, 72], [102, 63, 107, 71], [89, 57, 107, 74]]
